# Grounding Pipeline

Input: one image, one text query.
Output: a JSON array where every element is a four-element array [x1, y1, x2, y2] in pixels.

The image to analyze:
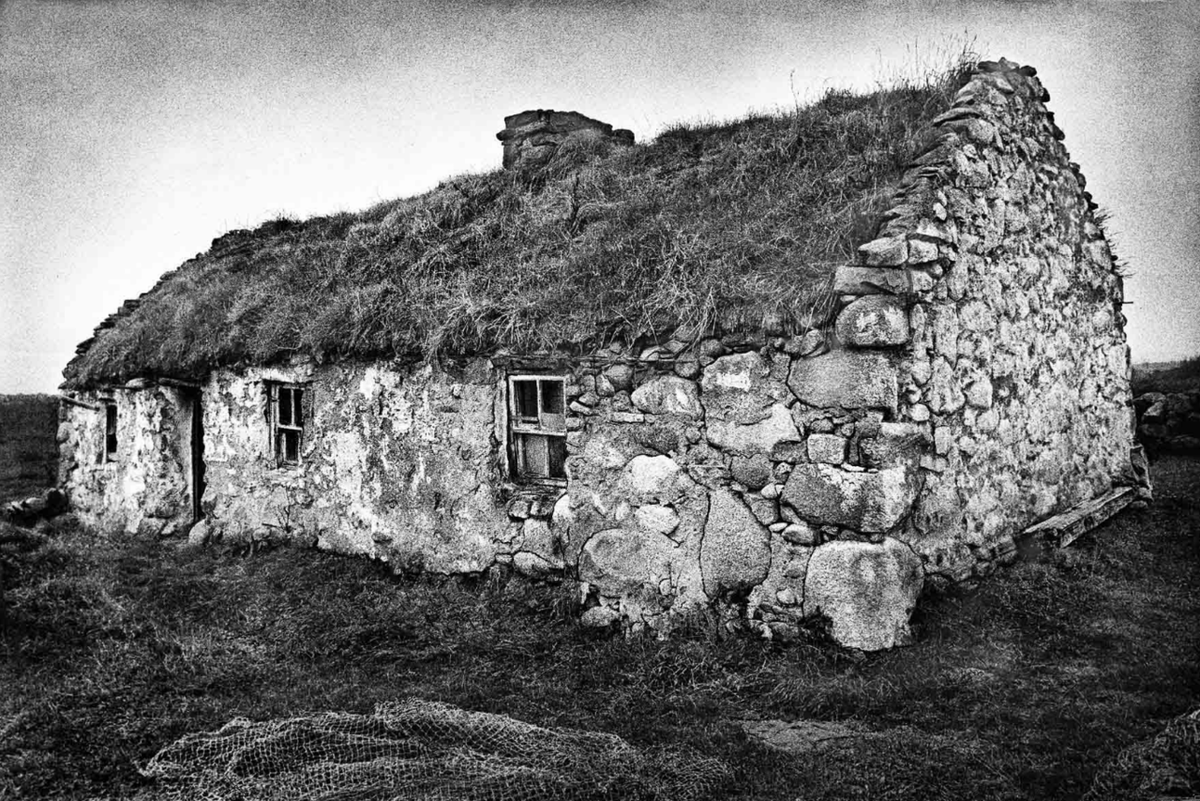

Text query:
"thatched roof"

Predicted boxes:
[[63, 61, 970, 389]]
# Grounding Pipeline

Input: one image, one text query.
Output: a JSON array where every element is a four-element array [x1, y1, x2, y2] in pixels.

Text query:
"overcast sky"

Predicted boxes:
[[2, 0, 1197, 393]]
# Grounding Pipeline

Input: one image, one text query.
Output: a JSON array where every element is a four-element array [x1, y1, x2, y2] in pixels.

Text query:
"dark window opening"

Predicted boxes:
[[104, 402, 118, 461], [270, 384, 307, 466], [508, 376, 567, 481], [281, 429, 300, 463], [514, 380, 539, 425], [190, 393, 205, 522]]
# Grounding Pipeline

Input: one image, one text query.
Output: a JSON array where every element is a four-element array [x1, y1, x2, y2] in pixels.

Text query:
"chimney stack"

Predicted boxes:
[[496, 110, 634, 170]]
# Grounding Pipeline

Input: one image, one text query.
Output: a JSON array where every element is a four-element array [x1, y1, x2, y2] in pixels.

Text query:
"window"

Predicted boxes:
[[508, 376, 567, 481], [104, 402, 117, 461], [269, 384, 307, 466]]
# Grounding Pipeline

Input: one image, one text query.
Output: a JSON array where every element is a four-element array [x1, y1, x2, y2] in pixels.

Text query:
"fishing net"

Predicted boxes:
[[140, 698, 730, 800], [1082, 707, 1200, 801]]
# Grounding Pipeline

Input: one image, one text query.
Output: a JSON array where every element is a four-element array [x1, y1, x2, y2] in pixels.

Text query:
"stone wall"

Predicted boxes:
[[503, 336, 927, 649], [544, 58, 1138, 643], [1134, 391, 1200, 453], [58, 338, 928, 649], [199, 361, 509, 573], [58, 384, 194, 536], [830, 58, 1137, 585]]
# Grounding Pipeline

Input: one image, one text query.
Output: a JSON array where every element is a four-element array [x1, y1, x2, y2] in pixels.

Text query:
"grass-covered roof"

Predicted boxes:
[[64, 60, 971, 389]]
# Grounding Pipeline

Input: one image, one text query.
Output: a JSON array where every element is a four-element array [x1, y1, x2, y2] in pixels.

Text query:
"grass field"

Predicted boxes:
[[1132, 357, 1200, 395], [2, 457, 1198, 800], [0, 395, 58, 507]]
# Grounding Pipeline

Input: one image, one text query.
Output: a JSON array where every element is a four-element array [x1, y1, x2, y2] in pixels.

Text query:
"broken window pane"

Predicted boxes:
[[547, 435, 567, 479], [517, 433, 566, 480], [519, 433, 549, 477], [282, 430, 299, 464], [508, 375, 568, 482], [513, 380, 539, 424], [540, 380, 563, 415], [270, 383, 308, 466], [279, 387, 293, 427], [292, 388, 303, 427]]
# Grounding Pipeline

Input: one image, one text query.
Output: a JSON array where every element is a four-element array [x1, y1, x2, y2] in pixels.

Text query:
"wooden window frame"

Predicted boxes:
[[268, 383, 308, 467], [507, 375, 568, 484]]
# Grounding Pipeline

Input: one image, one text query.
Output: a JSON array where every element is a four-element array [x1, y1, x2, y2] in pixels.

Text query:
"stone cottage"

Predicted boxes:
[[58, 59, 1146, 650]]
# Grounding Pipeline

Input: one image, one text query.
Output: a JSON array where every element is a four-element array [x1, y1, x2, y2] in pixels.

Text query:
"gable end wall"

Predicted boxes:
[[834, 59, 1137, 582]]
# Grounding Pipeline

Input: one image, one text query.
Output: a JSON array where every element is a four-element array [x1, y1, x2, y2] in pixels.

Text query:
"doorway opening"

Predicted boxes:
[[190, 393, 205, 522]]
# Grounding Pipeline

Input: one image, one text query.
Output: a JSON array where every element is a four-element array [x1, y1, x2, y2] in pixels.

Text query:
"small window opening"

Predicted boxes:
[[270, 384, 307, 466], [508, 376, 567, 482], [104, 402, 118, 461]]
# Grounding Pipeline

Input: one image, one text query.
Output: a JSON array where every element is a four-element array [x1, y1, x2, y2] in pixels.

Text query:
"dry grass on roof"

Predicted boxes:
[[64, 56, 973, 388]]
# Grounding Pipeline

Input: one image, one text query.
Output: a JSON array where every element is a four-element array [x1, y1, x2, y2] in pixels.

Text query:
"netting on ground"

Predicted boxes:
[[1082, 707, 1200, 801], [140, 698, 731, 801]]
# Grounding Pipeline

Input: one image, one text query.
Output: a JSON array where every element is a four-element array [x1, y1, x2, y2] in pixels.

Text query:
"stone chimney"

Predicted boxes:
[[496, 110, 634, 170]]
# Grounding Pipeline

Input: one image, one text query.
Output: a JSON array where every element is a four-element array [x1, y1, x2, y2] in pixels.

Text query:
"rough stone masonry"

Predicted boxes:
[[58, 59, 1144, 651]]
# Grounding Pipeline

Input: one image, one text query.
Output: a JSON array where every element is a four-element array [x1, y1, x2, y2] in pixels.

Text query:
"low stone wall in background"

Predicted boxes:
[[1134, 391, 1200, 453]]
